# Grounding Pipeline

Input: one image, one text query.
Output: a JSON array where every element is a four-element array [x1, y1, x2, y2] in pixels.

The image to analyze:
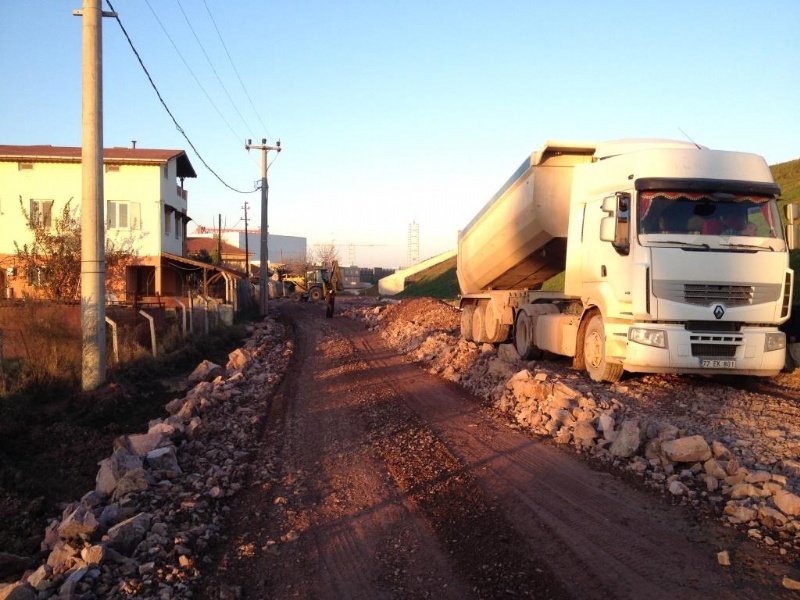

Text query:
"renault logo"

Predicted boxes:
[[713, 304, 725, 320]]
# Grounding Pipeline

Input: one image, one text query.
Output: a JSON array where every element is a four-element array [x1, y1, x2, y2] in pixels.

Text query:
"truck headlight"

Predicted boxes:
[[764, 332, 786, 352], [629, 327, 667, 348]]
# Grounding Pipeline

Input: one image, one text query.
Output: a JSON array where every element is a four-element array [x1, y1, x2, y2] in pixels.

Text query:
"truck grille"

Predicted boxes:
[[684, 284, 753, 306], [690, 333, 742, 358], [653, 281, 781, 307], [691, 344, 737, 358]]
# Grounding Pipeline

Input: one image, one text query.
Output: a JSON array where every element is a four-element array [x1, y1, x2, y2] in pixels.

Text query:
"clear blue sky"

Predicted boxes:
[[2, 1, 799, 268]]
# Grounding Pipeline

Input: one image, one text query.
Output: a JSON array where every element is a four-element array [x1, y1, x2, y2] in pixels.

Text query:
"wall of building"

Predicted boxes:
[[0, 155, 188, 299], [192, 231, 307, 265]]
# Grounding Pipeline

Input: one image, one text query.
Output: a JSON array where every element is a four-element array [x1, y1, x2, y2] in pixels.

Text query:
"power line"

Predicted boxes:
[[175, 0, 254, 137], [202, 0, 270, 138], [105, 0, 256, 195], [141, 0, 241, 146]]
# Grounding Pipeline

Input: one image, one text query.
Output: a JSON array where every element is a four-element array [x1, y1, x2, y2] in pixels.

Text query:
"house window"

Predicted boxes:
[[107, 200, 141, 229], [29, 199, 53, 228], [105, 164, 120, 173], [164, 206, 172, 235], [18, 162, 34, 171], [27, 266, 43, 287]]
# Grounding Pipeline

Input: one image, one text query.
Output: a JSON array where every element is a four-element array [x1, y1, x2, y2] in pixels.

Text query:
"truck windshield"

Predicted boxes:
[[637, 191, 784, 243]]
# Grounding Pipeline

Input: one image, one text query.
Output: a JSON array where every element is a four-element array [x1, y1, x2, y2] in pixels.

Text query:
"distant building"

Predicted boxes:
[[192, 227, 306, 266], [360, 266, 396, 285]]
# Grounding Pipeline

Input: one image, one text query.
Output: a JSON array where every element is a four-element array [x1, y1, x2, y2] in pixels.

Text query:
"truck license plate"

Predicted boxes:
[[701, 359, 735, 369]]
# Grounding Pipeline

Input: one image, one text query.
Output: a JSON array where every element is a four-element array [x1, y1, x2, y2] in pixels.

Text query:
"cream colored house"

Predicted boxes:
[[0, 144, 243, 304]]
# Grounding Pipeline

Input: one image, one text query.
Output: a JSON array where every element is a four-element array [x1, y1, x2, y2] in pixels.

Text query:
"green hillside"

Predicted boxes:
[[394, 255, 459, 301], [772, 158, 800, 303], [773, 158, 800, 207], [400, 158, 800, 302]]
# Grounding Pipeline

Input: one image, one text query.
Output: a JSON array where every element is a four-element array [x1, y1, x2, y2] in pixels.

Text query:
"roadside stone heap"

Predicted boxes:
[[493, 365, 800, 554], [0, 318, 290, 600], [348, 298, 800, 562]]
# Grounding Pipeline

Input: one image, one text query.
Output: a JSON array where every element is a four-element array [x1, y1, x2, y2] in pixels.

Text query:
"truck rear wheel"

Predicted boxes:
[[583, 314, 623, 383], [514, 312, 543, 360], [309, 287, 323, 302], [472, 305, 488, 343], [484, 300, 510, 343], [461, 305, 476, 340]]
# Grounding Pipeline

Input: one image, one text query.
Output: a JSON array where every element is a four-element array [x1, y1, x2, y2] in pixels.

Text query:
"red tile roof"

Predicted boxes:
[[186, 237, 250, 257], [0, 144, 197, 178]]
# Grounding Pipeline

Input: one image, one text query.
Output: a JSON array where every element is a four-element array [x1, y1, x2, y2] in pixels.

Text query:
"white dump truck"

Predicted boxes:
[[457, 139, 799, 382]]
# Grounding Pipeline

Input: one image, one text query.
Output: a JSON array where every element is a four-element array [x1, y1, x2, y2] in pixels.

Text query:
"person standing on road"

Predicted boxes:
[[325, 288, 335, 318]]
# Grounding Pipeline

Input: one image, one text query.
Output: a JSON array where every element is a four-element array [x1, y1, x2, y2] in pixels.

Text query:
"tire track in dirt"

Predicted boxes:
[[339, 314, 795, 599], [200, 302, 476, 599]]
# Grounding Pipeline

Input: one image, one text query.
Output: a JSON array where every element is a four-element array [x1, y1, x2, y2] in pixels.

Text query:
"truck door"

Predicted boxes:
[[583, 192, 634, 313]]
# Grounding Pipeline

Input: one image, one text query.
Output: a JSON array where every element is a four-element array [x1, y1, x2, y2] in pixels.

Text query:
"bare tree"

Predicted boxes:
[[14, 197, 137, 302], [311, 243, 339, 268]]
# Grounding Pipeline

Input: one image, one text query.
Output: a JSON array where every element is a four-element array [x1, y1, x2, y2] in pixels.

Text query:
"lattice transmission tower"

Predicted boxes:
[[407, 220, 419, 265]]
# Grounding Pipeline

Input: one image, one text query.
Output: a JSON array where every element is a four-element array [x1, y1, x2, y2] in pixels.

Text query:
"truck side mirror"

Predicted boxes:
[[786, 204, 800, 250], [600, 217, 616, 242], [600, 193, 630, 254], [787, 224, 800, 251], [600, 194, 617, 242]]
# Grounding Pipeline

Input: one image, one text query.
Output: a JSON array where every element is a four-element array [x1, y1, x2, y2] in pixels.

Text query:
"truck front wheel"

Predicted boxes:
[[583, 314, 623, 383]]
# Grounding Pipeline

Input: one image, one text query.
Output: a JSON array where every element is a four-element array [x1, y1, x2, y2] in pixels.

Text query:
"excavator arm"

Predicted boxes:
[[329, 260, 344, 292]]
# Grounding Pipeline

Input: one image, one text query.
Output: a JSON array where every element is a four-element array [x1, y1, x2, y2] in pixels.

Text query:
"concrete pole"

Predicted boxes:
[[245, 138, 281, 316], [78, 0, 109, 390]]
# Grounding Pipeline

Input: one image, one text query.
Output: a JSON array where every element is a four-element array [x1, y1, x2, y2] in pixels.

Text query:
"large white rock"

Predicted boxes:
[[95, 450, 143, 495], [573, 421, 598, 442], [107, 512, 152, 555], [0, 582, 36, 600], [58, 505, 100, 539], [661, 435, 711, 463], [187, 359, 223, 385], [703, 458, 728, 479], [774, 490, 800, 516], [145, 446, 181, 473], [497, 344, 521, 363], [609, 420, 642, 458]]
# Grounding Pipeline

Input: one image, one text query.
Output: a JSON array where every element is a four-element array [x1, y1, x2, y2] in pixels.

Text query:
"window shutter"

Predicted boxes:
[[29, 199, 39, 227], [43, 200, 53, 228], [119, 202, 129, 228], [130, 202, 141, 230]]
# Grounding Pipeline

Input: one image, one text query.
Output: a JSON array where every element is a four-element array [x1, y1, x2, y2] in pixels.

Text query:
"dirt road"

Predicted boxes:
[[199, 300, 794, 599]]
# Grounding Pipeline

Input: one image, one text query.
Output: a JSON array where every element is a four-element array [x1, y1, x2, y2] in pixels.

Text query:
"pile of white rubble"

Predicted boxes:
[[0, 318, 290, 600]]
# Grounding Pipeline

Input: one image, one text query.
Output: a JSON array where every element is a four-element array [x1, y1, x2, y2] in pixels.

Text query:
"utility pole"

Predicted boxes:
[[216, 214, 222, 265], [245, 138, 281, 316], [242, 202, 250, 278], [73, 0, 116, 391]]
